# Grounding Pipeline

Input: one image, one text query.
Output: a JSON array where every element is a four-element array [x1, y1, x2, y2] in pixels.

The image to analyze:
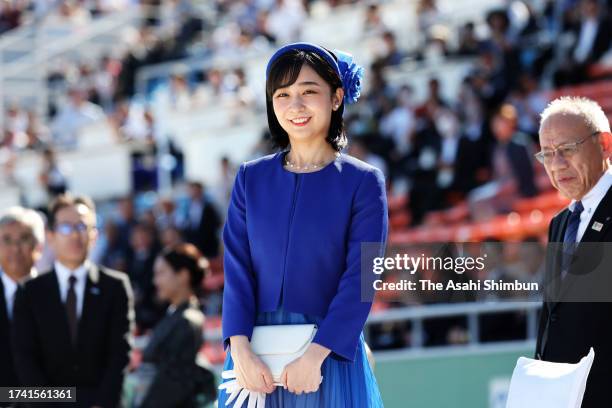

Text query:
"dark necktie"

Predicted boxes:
[[66, 275, 78, 343], [561, 201, 584, 279]]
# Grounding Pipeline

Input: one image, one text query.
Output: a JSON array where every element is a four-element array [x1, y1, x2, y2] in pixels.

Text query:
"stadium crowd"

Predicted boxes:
[[1, 0, 612, 359]]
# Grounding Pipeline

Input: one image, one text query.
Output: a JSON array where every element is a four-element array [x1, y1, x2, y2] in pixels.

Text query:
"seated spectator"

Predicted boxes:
[[0, 0, 21, 34], [176, 181, 221, 259], [127, 222, 163, 332], [456, 22, 480, 56], [50, 86, 105, 149], [38, 148, 68, 199], [553, 0, 612, 86], [362, 3, 388, 38], [489, 104, 538, 199], [468, 104, 538, 217]]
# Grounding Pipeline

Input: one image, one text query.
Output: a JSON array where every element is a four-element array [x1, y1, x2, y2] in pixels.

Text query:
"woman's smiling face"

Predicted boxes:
[[272, 64, 342, 144]]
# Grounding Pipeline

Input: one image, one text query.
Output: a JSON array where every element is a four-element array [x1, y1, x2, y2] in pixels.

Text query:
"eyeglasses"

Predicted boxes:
[[54, 222, 89, 236], [534, 131, 599, 165], [0, 235, 35, 247]]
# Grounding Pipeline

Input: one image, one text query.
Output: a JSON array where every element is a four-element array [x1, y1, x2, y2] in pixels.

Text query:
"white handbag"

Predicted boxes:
[[250, 324, 318, 385]]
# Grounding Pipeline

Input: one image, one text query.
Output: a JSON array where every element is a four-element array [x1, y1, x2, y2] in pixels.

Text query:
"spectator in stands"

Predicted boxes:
[[362, 3, 388, 38], [177, 181, 221, 258], [213, 155, 236, 212], [115, 195, 137, 252], [50, 86, 105, 149], [507, 73, 549, 143], [0, 0, 21, 34], [451, 76, 492, 195], [416, 0, 445, 43], [98, 219, 129, 271], [477, 8, 522, 103], [127, 221, 163, 332], [265, 0, 306, 45], [159, 224, 183, 249], [38, 148, 68, 199], [456, 22, 480, 56], [12, 194, 134, 407], [553, 0, 612, 86], [347, 138, 389, 180], [154, 196, 177, 230], [379, 84, 416, 160], [0, 206, 45, 387], [433, 107, 464, 204], [136, 243, 216, 407], [5, 104, 28, 137], [373, 30, 404, 68], [42, 0, 91, 28], [490, 103, 538, 199]]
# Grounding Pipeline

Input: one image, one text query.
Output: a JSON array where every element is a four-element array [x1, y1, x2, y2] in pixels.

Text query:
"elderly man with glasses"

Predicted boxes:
[[11, 194, 134, 408], [534, 96, 612, 408], [0, 207, 45, 388]]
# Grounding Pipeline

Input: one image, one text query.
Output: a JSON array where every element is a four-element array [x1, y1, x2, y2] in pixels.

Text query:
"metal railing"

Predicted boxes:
[[365, 300, 542, 349]]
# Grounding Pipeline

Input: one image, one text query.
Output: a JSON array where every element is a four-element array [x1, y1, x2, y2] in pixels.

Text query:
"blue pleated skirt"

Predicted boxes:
[[217, 309, 384, 407]]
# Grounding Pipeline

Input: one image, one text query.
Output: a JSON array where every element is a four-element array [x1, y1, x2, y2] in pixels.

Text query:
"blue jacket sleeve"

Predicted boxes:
[[312, 168, 388, 361], [221, 163, 257, 350]]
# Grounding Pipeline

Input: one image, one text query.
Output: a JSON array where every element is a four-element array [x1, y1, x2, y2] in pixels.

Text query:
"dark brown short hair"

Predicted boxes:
[[48, 194, 96, 229], [159, 243, 209, 291]]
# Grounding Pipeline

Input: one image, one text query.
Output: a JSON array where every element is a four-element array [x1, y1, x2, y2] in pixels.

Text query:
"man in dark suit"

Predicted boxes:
[[535, 96, 612, 407], [553, 0, 612, 86], [179, 181, 221, 258], [490, 104, 538, 199], [12, 194, 134, 408], [0, 207, 45, 387]]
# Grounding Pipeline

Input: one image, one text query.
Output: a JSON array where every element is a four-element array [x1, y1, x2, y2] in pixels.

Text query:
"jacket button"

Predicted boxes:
[[550, 313, 557, 322]]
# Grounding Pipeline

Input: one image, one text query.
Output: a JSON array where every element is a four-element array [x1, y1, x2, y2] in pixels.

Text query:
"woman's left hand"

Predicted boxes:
[[280, 343, 330, 395]]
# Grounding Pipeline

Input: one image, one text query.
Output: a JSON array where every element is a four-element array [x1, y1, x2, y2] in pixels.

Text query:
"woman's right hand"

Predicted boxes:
[[230, 335, 276, 394]]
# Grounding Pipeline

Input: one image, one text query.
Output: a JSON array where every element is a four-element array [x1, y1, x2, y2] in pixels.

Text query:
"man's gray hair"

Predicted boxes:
[[0, 207, 46, 245], [540, 96, 611, 134]]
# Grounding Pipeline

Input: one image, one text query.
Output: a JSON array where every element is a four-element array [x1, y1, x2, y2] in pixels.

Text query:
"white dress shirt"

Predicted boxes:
[[188, 200, 204, 229], [569, 168, 612, 242], [55, 260, 91, 319], [1, 270, 18, 319], [573, 18, 599, 64]]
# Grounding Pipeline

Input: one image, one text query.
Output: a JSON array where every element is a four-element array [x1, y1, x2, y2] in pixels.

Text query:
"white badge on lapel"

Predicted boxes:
[[592, 222, 603, 232], [90, 287, 100, 295]]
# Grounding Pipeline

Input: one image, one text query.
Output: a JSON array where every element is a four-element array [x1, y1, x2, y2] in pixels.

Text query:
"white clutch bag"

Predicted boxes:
[[250, 324, 318, 385]]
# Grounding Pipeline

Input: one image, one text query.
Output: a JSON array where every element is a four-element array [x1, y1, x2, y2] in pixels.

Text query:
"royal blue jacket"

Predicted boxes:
[[221, 150, 388, 361]]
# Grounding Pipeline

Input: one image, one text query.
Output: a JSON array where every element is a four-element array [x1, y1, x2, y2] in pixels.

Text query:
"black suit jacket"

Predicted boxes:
[[183, 199, 221, 259], [568, 17, 612, 65], [504, 136, 538, 198], [140, 299, 215, 407], [536, 184, 612, 408], [0, 276, 19, 387], [11, 265, 134, 408]]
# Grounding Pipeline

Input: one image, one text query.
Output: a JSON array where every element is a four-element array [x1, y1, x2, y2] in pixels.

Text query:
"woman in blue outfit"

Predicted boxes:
[[218, 42, 388, 407]]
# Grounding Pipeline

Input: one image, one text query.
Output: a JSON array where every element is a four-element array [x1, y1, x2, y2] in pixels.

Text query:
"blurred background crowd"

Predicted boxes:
[[1, 0, 611, 393]]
